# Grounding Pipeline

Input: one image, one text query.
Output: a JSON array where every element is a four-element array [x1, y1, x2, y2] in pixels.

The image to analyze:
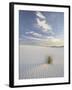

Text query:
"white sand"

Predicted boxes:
[[19, 45, 64, 79]]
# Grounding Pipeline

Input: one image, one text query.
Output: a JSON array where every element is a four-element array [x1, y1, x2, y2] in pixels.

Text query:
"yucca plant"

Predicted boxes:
[[47, 56, 53, 64]]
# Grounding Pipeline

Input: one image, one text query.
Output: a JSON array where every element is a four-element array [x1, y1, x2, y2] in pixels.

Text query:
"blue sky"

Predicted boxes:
[[19, 10, 64, 46]]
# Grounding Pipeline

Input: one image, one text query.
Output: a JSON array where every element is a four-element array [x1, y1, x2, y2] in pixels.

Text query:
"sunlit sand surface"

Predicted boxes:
[[19, 45, 64, 79]]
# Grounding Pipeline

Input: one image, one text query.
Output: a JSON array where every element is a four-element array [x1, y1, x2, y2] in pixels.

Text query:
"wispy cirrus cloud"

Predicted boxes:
[[36, 11, 46, 19], [20, 34, 64, 46], [25, 31, 42, 38], [21, 35, 43, 41]]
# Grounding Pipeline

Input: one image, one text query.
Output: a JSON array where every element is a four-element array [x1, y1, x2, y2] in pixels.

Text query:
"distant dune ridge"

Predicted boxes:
[[19, 45, 64, 79]]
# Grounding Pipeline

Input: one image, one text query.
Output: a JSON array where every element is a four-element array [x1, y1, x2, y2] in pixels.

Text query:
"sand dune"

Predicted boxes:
[[19, 45, 64, 79]]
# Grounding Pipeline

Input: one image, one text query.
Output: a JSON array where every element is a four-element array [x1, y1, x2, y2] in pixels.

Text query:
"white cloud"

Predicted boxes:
[[40, 38, 64, 46], [25, 31, 42, 38], [36, 17, 53, 33], [52, 38, 64, 46], [35, 12, 55, 35], [45, 36, 54, 39], [21, 34, 64, 46], [23, 35, 43, 41], [52, 38, 61, 42], [37, 18, 48, 31], [25, 31, 33, 34], [32, 32, 42, 37], [36, 11, 53, 32], [36, 11, 46, 19]]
